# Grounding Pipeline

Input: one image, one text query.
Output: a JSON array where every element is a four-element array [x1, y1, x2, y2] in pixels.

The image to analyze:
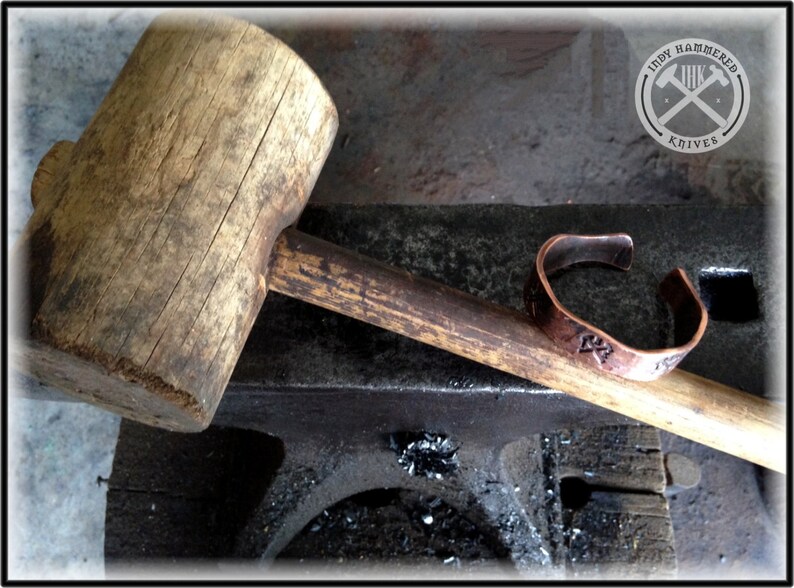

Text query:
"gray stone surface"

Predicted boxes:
[[6, 5, 787, 582], [7, 9, 152, 580], [7, 397, 120, 579], [7, 8, 156, 246]]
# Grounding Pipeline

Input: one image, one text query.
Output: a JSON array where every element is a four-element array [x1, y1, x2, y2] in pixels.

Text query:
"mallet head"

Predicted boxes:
[[14, 12, 338, 432]]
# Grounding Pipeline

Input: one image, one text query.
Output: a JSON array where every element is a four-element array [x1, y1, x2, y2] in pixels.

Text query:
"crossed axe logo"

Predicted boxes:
[[656, 63, 729, 128]]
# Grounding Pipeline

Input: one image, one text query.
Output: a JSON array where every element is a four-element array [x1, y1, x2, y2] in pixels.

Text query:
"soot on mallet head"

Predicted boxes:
[[389, 431, 459, 479]]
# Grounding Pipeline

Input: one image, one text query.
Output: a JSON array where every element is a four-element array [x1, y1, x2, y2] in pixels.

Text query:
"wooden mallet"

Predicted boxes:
[[12, 13, 785, 473]]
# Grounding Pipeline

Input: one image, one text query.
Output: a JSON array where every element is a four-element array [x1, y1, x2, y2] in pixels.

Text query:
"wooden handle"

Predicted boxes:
[[268, 228, 786, 473], [14, 13, 338, 431]]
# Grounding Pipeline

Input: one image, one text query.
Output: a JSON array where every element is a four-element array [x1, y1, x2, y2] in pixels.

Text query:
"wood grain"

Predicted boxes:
[[14, 12, 338, 431], [268, 229, 786, 473], [30, 140, 74, 210]]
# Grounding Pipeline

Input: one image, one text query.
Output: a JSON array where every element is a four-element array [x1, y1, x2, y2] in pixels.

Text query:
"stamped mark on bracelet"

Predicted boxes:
[[578, 334, 613, 365], [654, 353, 683, 373]]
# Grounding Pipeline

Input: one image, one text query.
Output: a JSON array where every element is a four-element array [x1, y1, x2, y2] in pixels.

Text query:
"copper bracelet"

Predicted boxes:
[[524, 233, 708, 382]]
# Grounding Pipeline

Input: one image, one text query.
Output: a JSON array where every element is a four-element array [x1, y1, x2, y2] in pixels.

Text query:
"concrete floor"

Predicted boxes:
[[6, 6, 788, 580]]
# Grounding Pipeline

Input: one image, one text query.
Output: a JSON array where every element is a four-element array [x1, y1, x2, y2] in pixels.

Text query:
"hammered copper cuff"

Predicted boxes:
[[524, 233, 708, 382]]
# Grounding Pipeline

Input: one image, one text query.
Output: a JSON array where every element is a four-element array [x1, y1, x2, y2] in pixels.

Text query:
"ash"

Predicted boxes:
[[277, 489, 509, 568], [389, 431, 459, 479]]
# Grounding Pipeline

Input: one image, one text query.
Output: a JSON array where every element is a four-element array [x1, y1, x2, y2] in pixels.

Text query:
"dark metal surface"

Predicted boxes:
[[103, 202, 774, 579], [106, 421, 675, 579], [216, 202, 771, 442]]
